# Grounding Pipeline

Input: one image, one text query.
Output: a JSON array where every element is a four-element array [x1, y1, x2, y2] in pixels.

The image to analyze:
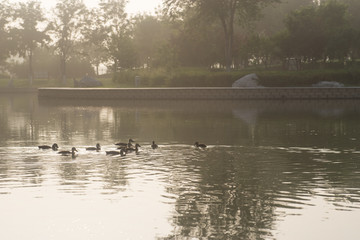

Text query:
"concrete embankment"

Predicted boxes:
[[37, 87, 360, 100], [0, 88, 38, 94]]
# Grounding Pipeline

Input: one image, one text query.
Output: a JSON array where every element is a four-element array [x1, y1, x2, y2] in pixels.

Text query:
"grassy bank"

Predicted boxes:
[[113, 67, 360, 87], [1, 67, 360, 88]]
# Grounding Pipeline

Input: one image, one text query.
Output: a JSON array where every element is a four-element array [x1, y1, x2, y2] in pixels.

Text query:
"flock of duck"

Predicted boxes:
[[38, 139, 207, 157]]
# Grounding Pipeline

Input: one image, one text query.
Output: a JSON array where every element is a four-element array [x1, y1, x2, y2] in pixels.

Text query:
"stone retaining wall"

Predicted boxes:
[[38, 87, 360, 100], [0, 88, 38, 93]]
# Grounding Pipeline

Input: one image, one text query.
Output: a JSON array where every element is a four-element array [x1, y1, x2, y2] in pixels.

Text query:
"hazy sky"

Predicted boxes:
[[9, 0, 163, 15]]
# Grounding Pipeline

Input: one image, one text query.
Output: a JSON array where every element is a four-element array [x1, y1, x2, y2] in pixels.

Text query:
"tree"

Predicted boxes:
[[97, 0, 131, 71], [255, 0, 315, 35], [335, 0, 360, 59], [173, 8, 224, 68], [132, 14, 171, 68], [284, 6, 326, 62], [13, 1, 49, 85], [319, 1, 353, 62], [237, 33, 275, 68], [163, 0, 279, 71], [324, 0, 360, 30], [50, 0, 87, 83], [113, 33, 138, 69], [0, 0, 14, 66], [281, 1, 353, 63], [81, 8, 108, 76]]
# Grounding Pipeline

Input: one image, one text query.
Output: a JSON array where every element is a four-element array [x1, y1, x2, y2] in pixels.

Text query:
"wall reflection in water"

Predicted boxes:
[[0, 93, 360, 239]]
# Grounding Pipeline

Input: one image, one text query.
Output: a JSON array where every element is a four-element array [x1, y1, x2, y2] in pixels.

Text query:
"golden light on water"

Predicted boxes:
[[1, 95, 360, 239]]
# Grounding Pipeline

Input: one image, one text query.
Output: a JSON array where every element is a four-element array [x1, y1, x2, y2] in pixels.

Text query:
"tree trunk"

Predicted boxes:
[[96, 64, 99, 76], [220, 18, 231, 71], [28, 50, 33, 86], [219, 1, 236, 72], [61, 54, 66, 84]]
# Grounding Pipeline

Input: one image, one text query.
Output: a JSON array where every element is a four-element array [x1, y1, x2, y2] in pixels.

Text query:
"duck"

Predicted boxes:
[[151, 141, 158, 149], [86, 143, 101, 151], [106, 148, 126, 156], [194, 142, 207, 148], [115, 138, 134, 147], [58, 147, 78, 157], [126, 143, 141, 153], [38, 143, 59, 151]]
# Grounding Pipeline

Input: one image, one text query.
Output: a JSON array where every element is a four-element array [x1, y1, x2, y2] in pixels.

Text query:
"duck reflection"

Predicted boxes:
[[2, 94, 360, 239], [22, 156, 44, 186]]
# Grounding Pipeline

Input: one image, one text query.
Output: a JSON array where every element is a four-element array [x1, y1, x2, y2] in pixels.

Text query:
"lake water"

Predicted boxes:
[[0, 93, 360, 240]]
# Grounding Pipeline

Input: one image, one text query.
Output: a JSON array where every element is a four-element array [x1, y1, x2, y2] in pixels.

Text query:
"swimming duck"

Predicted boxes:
[[58, 147, 78, 157], [38, 143, 59, 151], [126, 143, 141, 153], [86, 143, 101, 151], [194, 142, 207, 148], [118, 142, 133, 150], [106, 148, 126, 156], [151, 141, 158, 149], [115, 139, 134, 147]]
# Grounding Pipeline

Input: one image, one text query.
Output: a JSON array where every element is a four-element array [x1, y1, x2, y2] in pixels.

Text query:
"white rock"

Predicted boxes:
[[312, 81, 344, 87], [232, 73, 261, 88]]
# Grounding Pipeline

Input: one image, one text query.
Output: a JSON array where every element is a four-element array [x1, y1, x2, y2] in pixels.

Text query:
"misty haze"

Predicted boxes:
[[1, 0, 360, 239]]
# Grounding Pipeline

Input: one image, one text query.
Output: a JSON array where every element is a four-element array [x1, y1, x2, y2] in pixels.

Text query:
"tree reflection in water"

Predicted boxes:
[[0, 94, 360, 239]]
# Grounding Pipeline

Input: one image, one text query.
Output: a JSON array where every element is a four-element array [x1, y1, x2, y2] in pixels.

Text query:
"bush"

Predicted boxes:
[[110, 67, 360, 88], [5, 66, 359, 88], [258, 68, 360, 87]]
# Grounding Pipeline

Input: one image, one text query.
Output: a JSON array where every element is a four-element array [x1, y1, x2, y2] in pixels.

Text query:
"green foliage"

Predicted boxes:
[[81, 8, 109, 75], [12, 1, 49, 81], [255, 0, 315, 35], [3, 66, 360, 88], [112, 70, 138, 86], [98, 0, 130, 70], [1, 0, 360, 79], [280, 1, 354, 62], [113, 68, 245, 87], [110, 66, 360, 88], [258, 68, 360, 87], [132, 15, 172, 68], [50, 0, 87, 82], [163, 0, 280, 70], [8, 47, 94, 80], [0, 0, 15, 64]]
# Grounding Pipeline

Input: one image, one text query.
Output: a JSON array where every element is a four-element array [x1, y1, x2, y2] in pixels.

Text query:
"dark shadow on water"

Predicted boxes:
[[38, 96, 360, 112]]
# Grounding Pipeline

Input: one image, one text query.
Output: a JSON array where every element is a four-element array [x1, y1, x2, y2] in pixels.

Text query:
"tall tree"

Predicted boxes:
[[256, 0, 315, 35], [319, 0, 352, 62], [98, 0, 131, 71], [50, 0, 87, 83], [282, 1, 352, 63], [132, 14, 171, 68], [81, 8, 108, 76], [13, 1, 49, 85], [0, 0, 13, 66], [163, 0, 279, 71], [173, 11, 224, 68]]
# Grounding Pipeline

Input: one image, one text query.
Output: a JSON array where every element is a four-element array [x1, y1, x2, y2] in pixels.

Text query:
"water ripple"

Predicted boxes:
[[1, 143, 360, 239]]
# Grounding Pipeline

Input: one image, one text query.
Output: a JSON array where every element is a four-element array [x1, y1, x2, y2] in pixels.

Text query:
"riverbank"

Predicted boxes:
[[2, 67, 360, 89], [0, 87, 38, 93], [111, 67, 360, 87]]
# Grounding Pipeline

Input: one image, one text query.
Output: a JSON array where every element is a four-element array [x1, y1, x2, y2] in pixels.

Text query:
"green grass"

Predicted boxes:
[[0, 77, 123, 88], [112, 67, 360, 87], [1, 67, 360, 88]]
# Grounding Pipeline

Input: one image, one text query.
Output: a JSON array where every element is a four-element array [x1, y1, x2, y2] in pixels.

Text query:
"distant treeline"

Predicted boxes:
[[0, 0, 359, 84]]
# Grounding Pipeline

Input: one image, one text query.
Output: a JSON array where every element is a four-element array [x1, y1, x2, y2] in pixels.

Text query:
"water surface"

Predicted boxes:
[[0, 93, 360, 239]]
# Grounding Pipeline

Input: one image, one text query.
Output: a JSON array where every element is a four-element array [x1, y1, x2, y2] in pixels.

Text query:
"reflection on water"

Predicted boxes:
[[0, 93, 360, 239]]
